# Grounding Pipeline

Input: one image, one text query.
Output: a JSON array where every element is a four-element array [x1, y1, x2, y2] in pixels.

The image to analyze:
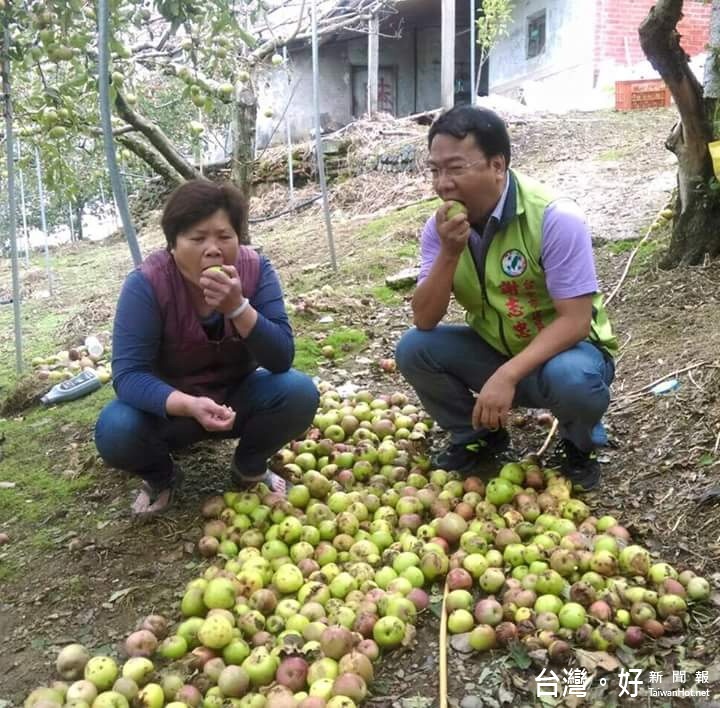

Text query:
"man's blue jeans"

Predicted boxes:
[[95, 368, 319, 484], [395, 326, 614, 452]]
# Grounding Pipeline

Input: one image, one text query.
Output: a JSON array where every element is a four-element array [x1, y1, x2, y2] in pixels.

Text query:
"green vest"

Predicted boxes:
[[452, 170, 617, 357]]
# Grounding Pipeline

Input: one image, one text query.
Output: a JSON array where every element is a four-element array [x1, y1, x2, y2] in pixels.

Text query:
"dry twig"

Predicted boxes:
[[537, 418, 559, 458], [439, 579, 449, 708], [618, 361, 717, 401], [605, 223, 656, 306]]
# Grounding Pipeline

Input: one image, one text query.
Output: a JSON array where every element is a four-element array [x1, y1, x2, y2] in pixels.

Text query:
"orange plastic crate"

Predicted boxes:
[[615, 79, 672, 111]]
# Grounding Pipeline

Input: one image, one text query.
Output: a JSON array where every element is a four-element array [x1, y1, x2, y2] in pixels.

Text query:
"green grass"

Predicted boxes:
[[357, 199, 438, 242], [606, 239, 638, 254], [292, 327, 368, 375], [324, 327, 367, 352], [293, 336, 322, 374], [605, 223, 671, 274], [0, 309, 66, 396], [397, 243, 418, 258], [30, 528, 57, 552], [0, 385, 109, 526], [65, 574, 88, 596], [284, 201, 430, 302], [0, 557, 19, 583], [597, 148, 625, 161], [371, 284, 404, 305]]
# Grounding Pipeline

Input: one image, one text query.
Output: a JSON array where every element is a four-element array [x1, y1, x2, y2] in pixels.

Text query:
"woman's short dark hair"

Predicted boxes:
[[161, 179, 246, 247], [428, 105, 511, 168]]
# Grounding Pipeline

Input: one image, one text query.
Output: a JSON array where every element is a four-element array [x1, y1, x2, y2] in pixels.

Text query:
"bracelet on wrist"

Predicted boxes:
[[227, 298, 250, 319]]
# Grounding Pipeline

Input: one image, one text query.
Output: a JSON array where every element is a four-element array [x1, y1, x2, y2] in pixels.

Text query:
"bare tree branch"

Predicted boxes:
[[116, 133, 185, 185], [114, 90, 199, 180], [249, 0, 395, 61]]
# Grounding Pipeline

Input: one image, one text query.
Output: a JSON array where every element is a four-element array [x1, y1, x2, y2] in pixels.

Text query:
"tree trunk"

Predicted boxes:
[[639, 0, 720, 267], [231, 84, 257, 245], [75, 201, 84, 240], [114, 92, 200, 182]]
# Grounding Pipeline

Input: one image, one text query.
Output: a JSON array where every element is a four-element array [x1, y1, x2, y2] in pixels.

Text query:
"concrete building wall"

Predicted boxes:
[[256, 18, 474, 147], [489, 0, 597, 97]]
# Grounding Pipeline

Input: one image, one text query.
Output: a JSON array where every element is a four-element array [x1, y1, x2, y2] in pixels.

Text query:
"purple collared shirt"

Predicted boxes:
[[418, 194, 598, 301]]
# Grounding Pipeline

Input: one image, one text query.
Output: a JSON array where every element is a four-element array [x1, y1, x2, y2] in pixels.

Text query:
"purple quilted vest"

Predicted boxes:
[[140, 248, 261, 400]]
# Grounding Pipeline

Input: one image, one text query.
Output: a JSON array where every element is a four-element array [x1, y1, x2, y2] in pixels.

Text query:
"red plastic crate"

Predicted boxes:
[[615, 79, 672, 111]]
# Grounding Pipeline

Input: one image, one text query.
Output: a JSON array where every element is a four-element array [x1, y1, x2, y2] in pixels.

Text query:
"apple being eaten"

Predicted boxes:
[[446, 200, 468, 220]]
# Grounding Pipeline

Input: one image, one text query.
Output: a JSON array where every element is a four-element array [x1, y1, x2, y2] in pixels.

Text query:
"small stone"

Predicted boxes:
[[385, 267, 420, 290], [460, 697, 483, 708], [450, 632, 474, 654]]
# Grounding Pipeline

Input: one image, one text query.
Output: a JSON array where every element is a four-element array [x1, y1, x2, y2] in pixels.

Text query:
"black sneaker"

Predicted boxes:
[[556, 439, 601, 491], [432, 429, 510, 474]]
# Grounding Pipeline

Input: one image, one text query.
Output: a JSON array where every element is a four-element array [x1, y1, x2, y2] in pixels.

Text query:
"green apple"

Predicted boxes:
[[135, 684, 163, 708], [157, 635, 187, 660], [223, 639, 251, 665], [120, 658, 154, 687], [198, 615, 234, 649], [203, 577, 237, 609], [91, 692, 129, 708], [446, 200, 468, 219], [242, 647, 279, 686], [84, 657, 118, 692], [176, 617, 203, 650], [447, 609, 475, 634], [273, 564, 304, 594], [373, 616, 405, 648]]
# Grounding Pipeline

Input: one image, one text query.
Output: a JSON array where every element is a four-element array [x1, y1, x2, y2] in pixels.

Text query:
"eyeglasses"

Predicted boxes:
[[425, 158, 488, 181]]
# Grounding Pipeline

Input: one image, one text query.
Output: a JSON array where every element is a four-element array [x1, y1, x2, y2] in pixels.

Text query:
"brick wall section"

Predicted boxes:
[[596, 0, 711, 68]]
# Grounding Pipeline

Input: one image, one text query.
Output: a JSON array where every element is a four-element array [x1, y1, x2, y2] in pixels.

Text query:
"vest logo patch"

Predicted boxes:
[[501, 249, 527, 277]]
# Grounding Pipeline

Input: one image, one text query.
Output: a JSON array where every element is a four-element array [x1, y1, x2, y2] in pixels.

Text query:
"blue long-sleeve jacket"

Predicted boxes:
[[111, 256, 294, 417]]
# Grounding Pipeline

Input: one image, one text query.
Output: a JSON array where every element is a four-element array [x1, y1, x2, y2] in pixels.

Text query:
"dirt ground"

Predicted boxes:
[[2, 107, 720, 707]]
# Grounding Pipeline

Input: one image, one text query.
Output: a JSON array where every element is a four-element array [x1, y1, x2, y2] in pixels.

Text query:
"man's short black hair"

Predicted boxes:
[[428, 105, 511, 167]]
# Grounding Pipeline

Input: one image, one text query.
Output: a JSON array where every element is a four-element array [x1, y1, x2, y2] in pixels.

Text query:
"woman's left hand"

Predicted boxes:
[[199, 265, 244, 314]]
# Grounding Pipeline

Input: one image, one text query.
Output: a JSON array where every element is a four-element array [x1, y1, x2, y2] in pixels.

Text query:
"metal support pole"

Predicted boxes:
[[470, 0, 476, 104], [2, 11, 23, 372], [34, 146, 53, 295], [97, 0, 142, 265], [311, 0, 337, 270], [367, 13, 379, 116], [283, 45, 294, 205], [17, 140, 30, 265], [440, 0, 456, 109]]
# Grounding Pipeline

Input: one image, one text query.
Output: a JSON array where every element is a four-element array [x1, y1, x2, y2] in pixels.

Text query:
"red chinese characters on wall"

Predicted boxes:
[[377, 76, 395, 114]]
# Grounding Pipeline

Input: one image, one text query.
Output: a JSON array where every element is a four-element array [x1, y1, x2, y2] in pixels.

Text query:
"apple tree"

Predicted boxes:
[[7, 0, 394, 243], [640, 0, 720, 266]]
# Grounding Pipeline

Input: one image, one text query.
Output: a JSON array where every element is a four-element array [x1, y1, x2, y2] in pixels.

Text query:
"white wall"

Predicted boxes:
[[489, 0, 598, 109]]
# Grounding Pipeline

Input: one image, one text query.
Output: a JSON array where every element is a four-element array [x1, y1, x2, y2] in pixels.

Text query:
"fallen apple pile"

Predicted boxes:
[[31, 342, 111, 384], [23, 384, 712, 708]]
